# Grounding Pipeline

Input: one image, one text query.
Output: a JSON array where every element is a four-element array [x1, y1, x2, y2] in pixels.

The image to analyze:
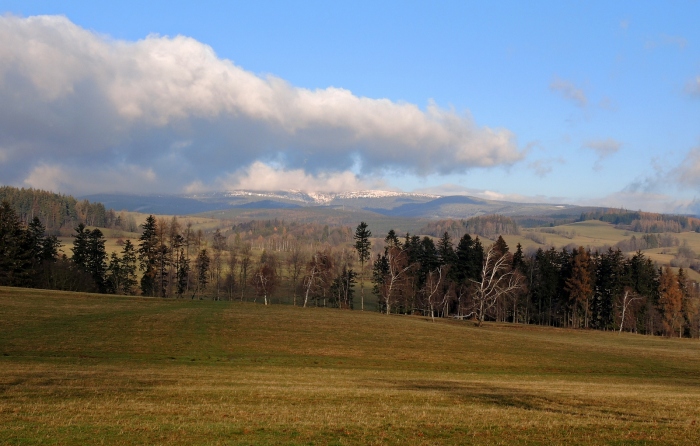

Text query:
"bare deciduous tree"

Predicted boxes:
[[303, 249, 334, 307], [375, 246, 413, 315], [618, 289, 642, 333], [211, 229, 227, 301], [470, 245, 523, 327], [424, 265, 445, 322]]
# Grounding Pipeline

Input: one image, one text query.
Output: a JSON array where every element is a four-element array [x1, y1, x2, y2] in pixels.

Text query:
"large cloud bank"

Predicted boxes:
[[0, 15, 522, 194]]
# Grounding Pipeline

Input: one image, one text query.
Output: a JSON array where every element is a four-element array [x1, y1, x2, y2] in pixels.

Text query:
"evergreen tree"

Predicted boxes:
[[437, 232, 456, 266], [493, 235, 509, 256], [71, 224, 107, 292], [372, 252, 390, 312], [532, 248, 559, 325], [176, 248, 190, 298], [0, 201, 29, 286], [419, 237, 440, 283], [194, 248, 210, 299], [106, 252, 122, 294], [384, 229, 401, 248], [592, 248, 625, 330], [453, 233, 475, 285], [353, 222, 372, 310], [138, 215, 159, 296], [512, 243, 524, 272], [86, 229, 108, 292], [120, 240, 138, 295], [71, 224, 90, 271]]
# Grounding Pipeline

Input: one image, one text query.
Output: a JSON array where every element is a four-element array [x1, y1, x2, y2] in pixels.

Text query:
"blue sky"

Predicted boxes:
[[1, 1, 699, 213]]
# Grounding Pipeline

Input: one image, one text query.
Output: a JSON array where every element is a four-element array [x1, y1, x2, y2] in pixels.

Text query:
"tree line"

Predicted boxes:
[[368, 226, 700, 337], [420, 215, 520, 239], [579, 209, 700, 233], [0, 186, 138, 234], [2, 204, 699, 338]]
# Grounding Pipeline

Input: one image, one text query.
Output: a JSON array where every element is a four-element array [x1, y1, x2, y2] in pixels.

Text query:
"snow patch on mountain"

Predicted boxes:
[[216, 189, 441, 204]]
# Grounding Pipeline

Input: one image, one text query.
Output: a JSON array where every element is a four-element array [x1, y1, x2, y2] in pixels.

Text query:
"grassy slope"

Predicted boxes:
[[2, 287, 700, 444]]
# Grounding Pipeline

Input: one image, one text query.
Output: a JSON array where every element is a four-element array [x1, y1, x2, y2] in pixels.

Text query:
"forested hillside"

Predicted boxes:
[[579, 208, 700, 233], [0, 186, 119, 232], [420, 215, 520, 239]]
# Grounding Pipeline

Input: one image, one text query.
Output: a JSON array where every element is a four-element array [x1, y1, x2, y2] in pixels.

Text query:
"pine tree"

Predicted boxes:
[[493, 235, 509, 256], [592, 248, 625, 330], [0, 201, 29, 285], [176, 248, 190, 298], [384, 229, 401, 248], [88, 229, 108, 292], [195, 248, 210, 299], [353, 222, 372, 310], [106, 253, 122, 294], [71, 224, 107, 292], [512, 243, 524, 271], [138, 215, 159, 296], [437, 232, 456, 266], [71, 224, 90, 271], [121, 240, 138, 295]]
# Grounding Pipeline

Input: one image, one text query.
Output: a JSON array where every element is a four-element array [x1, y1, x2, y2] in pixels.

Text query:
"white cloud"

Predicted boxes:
[[577, 191, 692, 214], [528, 157, 565, 177], [0, 15, 523, 194], [582, 138, 622, 170], [645, 34, 687, 51], [411, 183, 568, 204], [23, 163, 158, 195], [687, 76, 700, 97], [598, 96, 617, 111], [549, 76, 587, 108], [674, 146, 700, 187], [186, 162, 379, 194]]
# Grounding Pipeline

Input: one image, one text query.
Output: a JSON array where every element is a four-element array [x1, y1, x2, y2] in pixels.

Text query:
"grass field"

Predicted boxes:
[[2, 287, 700, 444]]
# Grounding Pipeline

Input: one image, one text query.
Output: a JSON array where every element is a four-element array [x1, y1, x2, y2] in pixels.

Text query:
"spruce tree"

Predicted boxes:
[[195, 248, 210, 299], [120, 240, 138, 295], [176, 248, 190, 298], [86, 229, 107, 292], [0, 201, 28, 285], [138, 215, 159, 296], [353, 222, 372, 310], [437, 232, 456, 266]]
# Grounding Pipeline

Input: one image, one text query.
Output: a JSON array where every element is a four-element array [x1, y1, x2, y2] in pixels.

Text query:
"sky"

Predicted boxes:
[[1, 1, 699, 213]]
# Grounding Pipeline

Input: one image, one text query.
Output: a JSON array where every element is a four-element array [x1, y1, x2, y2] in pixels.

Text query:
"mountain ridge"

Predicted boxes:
[[81, 189, 582, 220]]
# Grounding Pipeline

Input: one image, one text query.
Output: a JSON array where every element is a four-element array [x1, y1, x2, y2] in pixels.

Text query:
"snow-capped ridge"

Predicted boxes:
[[218, 189, 441, 204]]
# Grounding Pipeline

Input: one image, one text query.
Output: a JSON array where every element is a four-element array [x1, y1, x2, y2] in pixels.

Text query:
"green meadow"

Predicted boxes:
[[2, 286, 700, 444]]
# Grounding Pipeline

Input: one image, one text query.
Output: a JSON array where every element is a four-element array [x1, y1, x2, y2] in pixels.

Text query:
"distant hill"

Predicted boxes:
[[82, 189, 585, 221], [81, 193, 232, 215], [233, 200, 301, 210], [1, 186, 111, 231]]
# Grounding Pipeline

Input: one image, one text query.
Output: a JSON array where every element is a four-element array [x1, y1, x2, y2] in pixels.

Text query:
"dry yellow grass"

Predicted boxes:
[[2, 287, 700, 444]]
